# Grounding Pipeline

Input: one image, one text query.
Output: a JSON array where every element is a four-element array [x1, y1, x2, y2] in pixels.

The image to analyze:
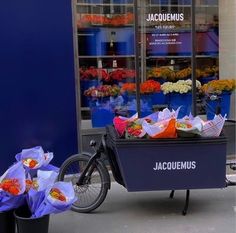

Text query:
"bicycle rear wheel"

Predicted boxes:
[[58, 153, 110, 213]]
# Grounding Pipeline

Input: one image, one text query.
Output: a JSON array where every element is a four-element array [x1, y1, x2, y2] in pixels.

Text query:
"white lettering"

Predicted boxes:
[[146, 13, 185, 22], [153, 161, 197, 171], [192, 161, 196, 169], [177, 162, 181, 170], [163, 162, 167, 170]]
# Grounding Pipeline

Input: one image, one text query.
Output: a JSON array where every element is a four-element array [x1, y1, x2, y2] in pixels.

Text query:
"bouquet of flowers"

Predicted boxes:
[[80, 67, 109, 81], [201, 79, 235, 95], [125, 120, 146, 138], [113, 108, 226, 139], [77, 13, 134, 27], [142, 118, 177, 139], [30, 181, 76, 218], [0, 162, 26, 212], [176, 115, 203, 137], [0, 147, 77, 219], [175, 67, 192, 80], [84, 85, 120, 98], [121, 80, 161, 95], [108, 69, 135, 82], [161, 80, 201, 94]]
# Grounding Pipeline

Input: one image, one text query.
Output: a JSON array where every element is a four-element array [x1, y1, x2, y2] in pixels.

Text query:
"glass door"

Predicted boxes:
[[75, 0, 219, 149], [76, 0, 136, 131]]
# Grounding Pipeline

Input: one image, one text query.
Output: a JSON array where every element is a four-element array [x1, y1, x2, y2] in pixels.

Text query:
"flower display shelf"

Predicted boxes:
[[106, 125, 227, 192]]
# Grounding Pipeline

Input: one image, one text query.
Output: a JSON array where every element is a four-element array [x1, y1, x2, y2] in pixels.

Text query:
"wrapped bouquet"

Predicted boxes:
[[113, 108, 226, 139], [0, 162, 26, 211], [0, 146, 77, 219]]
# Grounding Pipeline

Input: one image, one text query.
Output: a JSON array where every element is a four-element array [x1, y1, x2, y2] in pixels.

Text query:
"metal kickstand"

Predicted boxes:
[[182, 190, 190, 216], [169, 190, 175, 199]]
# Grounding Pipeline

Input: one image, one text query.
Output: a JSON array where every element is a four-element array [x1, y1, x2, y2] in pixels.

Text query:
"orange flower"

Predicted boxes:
[[50, 188, 66, 202], [23, 158, 39, 168], [176, 122, 192, 129], [1, 179, 21, 195], [140, 80, 161, 94], [201, 79, 236, 94], [121, 80, 161, 94], [121, 83, 136, 94]]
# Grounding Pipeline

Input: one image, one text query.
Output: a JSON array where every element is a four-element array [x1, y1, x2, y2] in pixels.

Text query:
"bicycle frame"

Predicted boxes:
[[76, 134, 125, 187]]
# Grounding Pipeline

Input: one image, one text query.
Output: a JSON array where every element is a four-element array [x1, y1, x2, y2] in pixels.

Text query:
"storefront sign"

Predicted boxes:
[[146, 10, 218, 56], [146, 13, 184, 22]]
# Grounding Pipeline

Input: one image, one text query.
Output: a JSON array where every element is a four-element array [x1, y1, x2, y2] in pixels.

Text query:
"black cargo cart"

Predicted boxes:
[[58, 125, 236, 215]]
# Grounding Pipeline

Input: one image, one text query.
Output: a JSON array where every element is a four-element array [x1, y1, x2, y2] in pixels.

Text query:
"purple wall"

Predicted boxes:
[[0, 0, 78, 172]]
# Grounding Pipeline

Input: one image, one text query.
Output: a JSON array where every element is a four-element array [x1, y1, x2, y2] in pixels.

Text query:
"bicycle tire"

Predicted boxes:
[[58, 153, 110, 213]]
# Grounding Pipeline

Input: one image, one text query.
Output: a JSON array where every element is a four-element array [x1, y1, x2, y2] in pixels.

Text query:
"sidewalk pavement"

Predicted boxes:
[[50, 180, 236, 233]]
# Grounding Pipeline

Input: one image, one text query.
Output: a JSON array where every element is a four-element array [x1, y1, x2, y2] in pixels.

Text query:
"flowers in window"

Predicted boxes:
[[84, 85, 120, 98], [201, 79, 235, 95], [80, 67, 109, 81], [140, 80, 161, 94], [77, 13, 134, 27], [109, 69, 135, 82], [161, 80, 201, 94], [121, 80, 161, 94]]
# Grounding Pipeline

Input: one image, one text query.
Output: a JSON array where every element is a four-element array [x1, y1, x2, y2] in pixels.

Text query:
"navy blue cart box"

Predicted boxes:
[[106, 126, 227, 192]]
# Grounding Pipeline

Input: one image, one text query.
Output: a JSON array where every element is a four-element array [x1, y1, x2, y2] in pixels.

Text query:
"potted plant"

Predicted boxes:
[[84, 85, 121, 127], [161, 80, 202, 118], [201, 79, 235, 120], [0, 146, 77, 233]]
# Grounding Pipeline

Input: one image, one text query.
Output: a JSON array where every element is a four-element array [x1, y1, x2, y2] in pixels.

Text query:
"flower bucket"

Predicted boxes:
[[0, 210, 15, 233], [206, 91, 231, 120], [90, 97, 115, 127], [14, 205, 50, 233], [127, 94, 153, 118], [152, 91, 167, 105], [168, 92, 192, 119], [80, 79, 99, 107]]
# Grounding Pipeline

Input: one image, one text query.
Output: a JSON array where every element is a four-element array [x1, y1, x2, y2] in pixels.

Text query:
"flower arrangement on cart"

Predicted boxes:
[[0, 146, 77, 233], [113, 107, 226, 139]]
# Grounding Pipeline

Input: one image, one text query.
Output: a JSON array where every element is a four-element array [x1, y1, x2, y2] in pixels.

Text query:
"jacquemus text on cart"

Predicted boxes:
[[153, 161, 196, 171]]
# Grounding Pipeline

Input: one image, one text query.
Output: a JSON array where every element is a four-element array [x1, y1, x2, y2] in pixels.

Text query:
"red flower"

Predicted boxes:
[[121, 80, 161, 94], [1, 179, 21, 195], [50, 188, 66, 202], [80, 67, 109, 81], [84, 85, 120, 98]]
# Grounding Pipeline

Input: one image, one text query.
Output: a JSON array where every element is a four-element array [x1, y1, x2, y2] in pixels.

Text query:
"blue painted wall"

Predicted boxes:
[[0, 0, 78, 173]]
